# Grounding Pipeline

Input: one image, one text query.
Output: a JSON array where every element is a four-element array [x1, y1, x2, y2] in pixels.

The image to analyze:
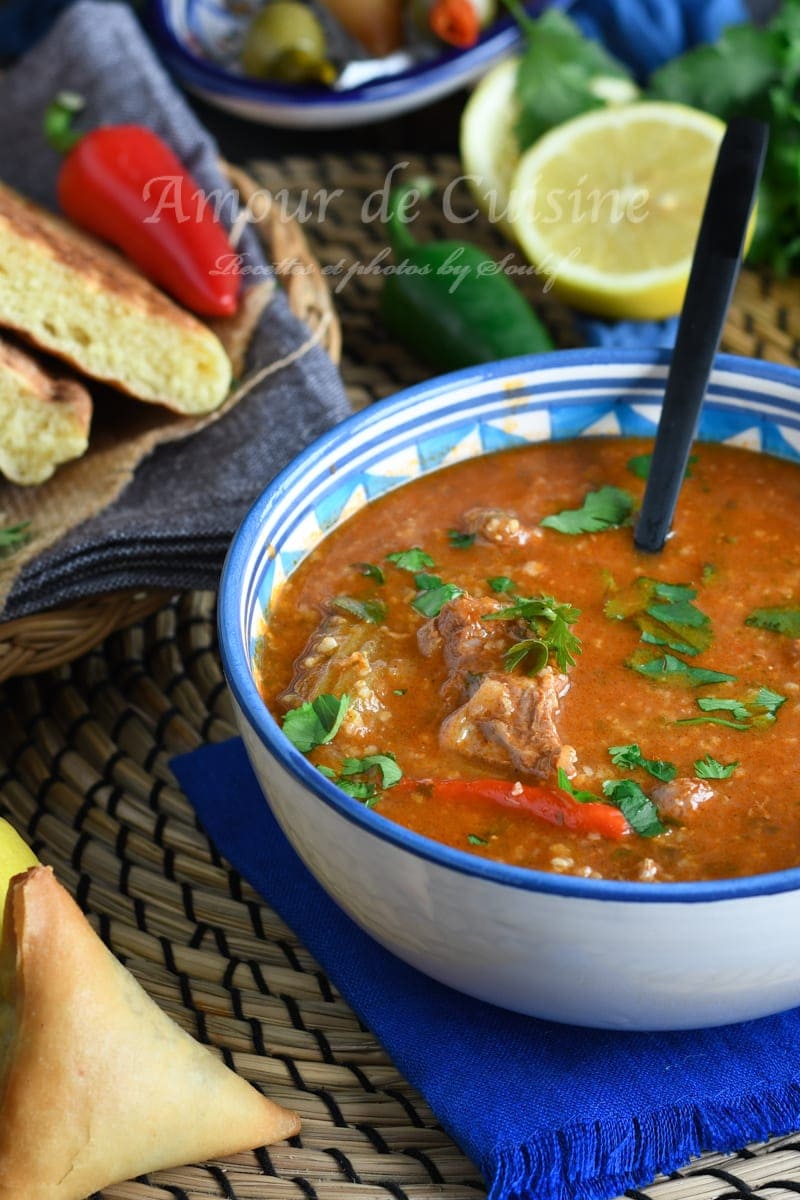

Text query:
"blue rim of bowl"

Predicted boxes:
[[219, 346, 800, 905], [147, 0, 560, 108]]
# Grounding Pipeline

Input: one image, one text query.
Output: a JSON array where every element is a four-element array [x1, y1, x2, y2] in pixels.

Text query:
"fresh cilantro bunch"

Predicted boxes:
[[647, 0, 800, 273], [503, 0, 800, 274], [503, 1, 635, 149]]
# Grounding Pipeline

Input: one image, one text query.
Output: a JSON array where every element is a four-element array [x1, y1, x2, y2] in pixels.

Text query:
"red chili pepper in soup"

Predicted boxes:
[[394, 778, 629, 840], [44, 93, 241, 317]]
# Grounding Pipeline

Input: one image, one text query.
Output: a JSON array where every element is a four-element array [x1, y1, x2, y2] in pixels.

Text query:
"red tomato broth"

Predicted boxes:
[[258, 437, 800, 883]]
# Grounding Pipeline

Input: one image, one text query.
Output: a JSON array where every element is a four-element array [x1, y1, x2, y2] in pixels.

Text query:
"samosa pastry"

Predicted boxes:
[[0, 866, 300, 1200]]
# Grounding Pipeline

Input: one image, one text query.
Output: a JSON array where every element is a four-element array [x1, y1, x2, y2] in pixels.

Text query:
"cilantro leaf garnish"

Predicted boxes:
[[318, 752, 402, 806], [330, 595, 387, 624], [341, 753, 402, 789], [605, 578, 712, 656], [557, 767, 600, 804], [282, 693, 350, 753], [629, 651, 736, 687], [627, 453, 696, 481], [488, 576, 516, 593], [467, 833, 489, 846], [694, 755, 739, 780], [411, 577, 464, 618], [506, 3, 633, 151], [386, 547, 435, 572], [353, 561, 385, 584], [448, 529, 476, 549], [602, 779, 666, 838], [677, 687, 786, 730], [608, 744, 677, 783], [540, 485, 634, 535], [485, 594, 582, 673], [504, 638, 549, 676], [0, 521, 31, 558], [557, 768, 665, 838], [745, 607, 800, 638]]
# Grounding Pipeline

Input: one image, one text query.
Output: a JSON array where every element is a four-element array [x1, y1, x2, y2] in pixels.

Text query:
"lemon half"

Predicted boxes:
[[460, 57, 639, 237], [509, 101, 727, 320]]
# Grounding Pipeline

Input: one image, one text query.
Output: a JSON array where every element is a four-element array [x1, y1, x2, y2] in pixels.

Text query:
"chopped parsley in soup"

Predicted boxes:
[[257, 437, 800, 884]]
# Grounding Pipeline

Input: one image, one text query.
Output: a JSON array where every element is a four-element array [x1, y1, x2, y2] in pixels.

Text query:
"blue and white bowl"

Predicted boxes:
[[148, 0, 556, 128], [219, 348, 800, 1030]]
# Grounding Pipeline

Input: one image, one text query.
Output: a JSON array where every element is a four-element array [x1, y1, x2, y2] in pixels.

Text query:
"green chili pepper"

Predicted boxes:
[[380, 179, 554, 371]]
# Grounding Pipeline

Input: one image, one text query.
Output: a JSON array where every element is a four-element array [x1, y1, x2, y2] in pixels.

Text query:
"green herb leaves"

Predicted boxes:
[[601, 779, 666, 838], [605, 578, 712, 657], [507, 5, 634, 151], [557, 767, 664, 837], [678, 688, 786, 730], [745, 606, 800, 638], [541, 486, 634, 535], [0, 521, 31, 558], [282, 693, 350, 753], [386, 546, 464, 617], [485, 594, 581, 673], [411, 576, 464, 618], [318, 753, 402, 805], [694, 755, 739, 780], [629, 652, 736, 687], [608, 744, 676, 783], [331, 595, 387, 624], [386, 547, 435, 572]]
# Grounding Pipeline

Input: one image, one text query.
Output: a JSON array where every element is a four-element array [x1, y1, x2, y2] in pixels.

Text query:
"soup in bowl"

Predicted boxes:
[[218, 348, 800, 1030]]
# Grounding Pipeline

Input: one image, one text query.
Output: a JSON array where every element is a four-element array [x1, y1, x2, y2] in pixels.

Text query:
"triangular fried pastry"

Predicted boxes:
[[0, 866, 300, 1200]]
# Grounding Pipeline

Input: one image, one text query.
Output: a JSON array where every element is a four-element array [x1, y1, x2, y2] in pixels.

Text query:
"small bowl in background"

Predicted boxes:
[[147, 0, 558, 128]]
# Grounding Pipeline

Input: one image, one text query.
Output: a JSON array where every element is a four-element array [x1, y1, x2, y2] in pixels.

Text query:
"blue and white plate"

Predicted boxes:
[[148, 0, 558, 128]]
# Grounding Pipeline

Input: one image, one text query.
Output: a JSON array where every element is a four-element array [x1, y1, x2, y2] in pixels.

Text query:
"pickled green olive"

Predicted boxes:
[[241, 2, 337, 84]]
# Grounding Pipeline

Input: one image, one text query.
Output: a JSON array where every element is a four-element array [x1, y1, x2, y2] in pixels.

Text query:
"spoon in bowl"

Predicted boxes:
[[633, 116, 769, 554]]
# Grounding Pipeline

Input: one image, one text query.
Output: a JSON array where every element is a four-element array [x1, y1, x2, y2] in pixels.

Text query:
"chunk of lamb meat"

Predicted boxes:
[[417, 594, 522, 702], [651, 778, 714, 820], [418, 594, 574, 779], [278, 611, 405, 745], [440, 667, 574, 780], [461, 507, 540, 547]]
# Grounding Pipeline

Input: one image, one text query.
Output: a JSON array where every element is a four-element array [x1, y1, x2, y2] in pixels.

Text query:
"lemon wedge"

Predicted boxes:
[[0, 818, 38, 938], [460, 57, 639, 236], [509, 101, 727, 319]]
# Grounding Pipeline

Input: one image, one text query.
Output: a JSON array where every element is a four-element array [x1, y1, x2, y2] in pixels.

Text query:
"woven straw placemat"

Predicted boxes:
[[3, 151, 800, 1199], [2, 592, 800, 1200]]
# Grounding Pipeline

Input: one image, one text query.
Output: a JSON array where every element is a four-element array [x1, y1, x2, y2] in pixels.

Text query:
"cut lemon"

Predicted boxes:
[[509, 102, 727, 320], [460, 56, 521, 234], [460, 57, 639, 236], [0, 817, 38, 937]]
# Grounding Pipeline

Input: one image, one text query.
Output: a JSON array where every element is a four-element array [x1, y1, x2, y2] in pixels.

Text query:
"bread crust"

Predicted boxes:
[[0, 335, 92, 484], [0, 182, 232, 415]]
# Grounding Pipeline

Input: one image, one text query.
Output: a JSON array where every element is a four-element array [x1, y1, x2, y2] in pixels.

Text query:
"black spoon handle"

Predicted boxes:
[[633, 116, 769, 554]]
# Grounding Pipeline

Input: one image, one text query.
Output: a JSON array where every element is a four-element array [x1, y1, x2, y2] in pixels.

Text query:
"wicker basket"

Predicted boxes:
[[0, 163, 341, 685]]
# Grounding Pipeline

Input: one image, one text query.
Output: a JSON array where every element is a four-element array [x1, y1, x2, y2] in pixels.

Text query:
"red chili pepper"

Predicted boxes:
[[394, 777, 630, 839], [429, 0, 481, 48], [44, 93, 241, 318]]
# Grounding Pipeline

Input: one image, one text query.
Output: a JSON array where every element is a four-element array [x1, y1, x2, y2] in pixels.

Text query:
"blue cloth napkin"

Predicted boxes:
[[172, 737, 800, 1200]]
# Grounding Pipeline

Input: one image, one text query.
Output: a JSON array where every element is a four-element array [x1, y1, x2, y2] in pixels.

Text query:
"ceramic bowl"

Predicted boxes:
[[148, 0, 558, 128], [218, 348, 800, 1031]]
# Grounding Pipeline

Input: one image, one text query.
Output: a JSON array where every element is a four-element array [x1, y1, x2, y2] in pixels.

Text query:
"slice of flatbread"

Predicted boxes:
[[0, 181, 231, 415], [0, 866, 300, 1200], [0, 337, 91, 485]]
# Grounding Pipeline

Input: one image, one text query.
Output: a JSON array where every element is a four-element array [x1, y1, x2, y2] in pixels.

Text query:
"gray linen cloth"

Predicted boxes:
[[0, 1, 351, 620]]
